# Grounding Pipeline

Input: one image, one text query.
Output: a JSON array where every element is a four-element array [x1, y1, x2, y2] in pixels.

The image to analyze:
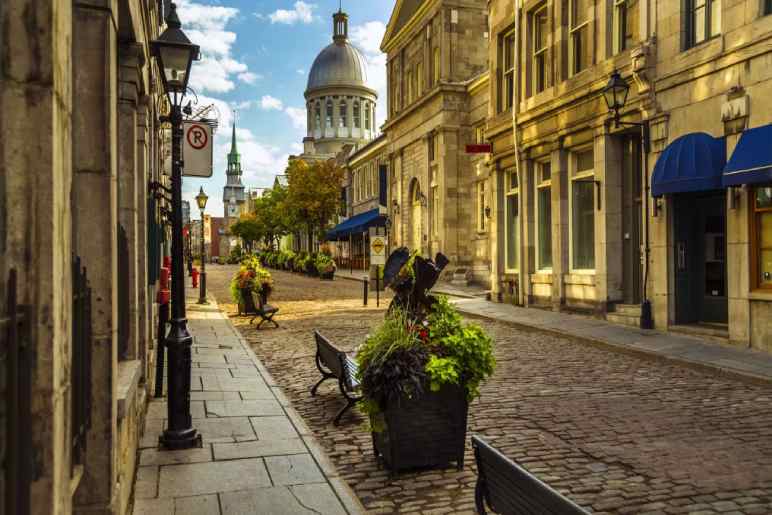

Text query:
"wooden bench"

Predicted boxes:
[[472, 435, 589, 515], [249, 291, 279, 329], [310, 331, 361, 425]]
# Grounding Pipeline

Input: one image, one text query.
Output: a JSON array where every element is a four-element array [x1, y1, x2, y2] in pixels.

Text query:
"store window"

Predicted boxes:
[[571, 149, 595, 270], [753, 187, 772, 289], [505, 168, 520, 271], [569, 0, 591, 75], [613, 0, 640, 54], [685, 0, 721, 48], [532, 6, 549, 94], [535, 161, 552, 269], [477, 181, 487, 232]]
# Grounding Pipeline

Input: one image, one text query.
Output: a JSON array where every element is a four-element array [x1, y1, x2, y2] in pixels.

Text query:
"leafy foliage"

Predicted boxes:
[[229, 255, 274, 304], [285, 159, 345, 243], [315, 253, 336, 274]]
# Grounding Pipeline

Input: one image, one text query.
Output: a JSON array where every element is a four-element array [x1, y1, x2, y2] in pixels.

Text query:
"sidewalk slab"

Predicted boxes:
[[132, 294, 365, 515], [450, 297, 772, 384]]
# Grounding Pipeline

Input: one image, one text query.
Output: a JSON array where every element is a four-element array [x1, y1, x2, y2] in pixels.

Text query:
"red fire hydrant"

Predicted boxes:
[[163, 256, 172, 270], [154, 267, 171, 398], [191, 267, 199, 288]]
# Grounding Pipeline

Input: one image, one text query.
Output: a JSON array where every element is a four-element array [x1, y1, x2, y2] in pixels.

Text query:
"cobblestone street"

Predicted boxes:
[[208, 265, 772, 514]]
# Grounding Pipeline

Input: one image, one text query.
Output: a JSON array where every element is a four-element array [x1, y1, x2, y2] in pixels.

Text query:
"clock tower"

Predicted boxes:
[[222, 120, 245, 219]]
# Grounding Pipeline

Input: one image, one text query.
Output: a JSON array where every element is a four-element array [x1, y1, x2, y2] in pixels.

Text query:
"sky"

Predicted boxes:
[[177, 0, 395, 219]]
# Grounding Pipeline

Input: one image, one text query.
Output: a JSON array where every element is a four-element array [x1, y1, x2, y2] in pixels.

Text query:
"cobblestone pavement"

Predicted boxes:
[[208, 265, 772, 514]]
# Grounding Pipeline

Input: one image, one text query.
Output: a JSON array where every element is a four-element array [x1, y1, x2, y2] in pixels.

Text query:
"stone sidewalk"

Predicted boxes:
[[450, 297, 772, 384], [131, 295, 364, 515]]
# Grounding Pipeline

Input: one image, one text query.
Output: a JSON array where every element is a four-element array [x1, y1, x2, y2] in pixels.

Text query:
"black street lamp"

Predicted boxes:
[[196, 187, 209, 305], [151, 2, 202, 450], [602, 71, 654, 330]]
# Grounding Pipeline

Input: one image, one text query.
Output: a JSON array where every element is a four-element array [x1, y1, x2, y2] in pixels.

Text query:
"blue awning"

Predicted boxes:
[[651, 132, 726, 197], [722, 124, 772, 187], [326, 208, 386, 241]]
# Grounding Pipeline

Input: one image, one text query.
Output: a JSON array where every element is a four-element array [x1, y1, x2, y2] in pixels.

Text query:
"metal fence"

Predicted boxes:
[[71, 257, 93, 471], [1, 269, 31, 515]]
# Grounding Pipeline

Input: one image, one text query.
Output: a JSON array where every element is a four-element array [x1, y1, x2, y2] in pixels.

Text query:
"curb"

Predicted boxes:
[[453, 303, 772, 387]]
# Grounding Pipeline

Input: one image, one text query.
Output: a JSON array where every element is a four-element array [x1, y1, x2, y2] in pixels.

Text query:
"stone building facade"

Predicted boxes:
[[1, 0, 172, 513], [380, 0, 491, 285], [483, 0, 772, 351]]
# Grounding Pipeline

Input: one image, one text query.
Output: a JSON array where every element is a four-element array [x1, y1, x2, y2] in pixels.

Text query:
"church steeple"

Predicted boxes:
[[228, 120, 240, 168], [333, 9, 348, 43]]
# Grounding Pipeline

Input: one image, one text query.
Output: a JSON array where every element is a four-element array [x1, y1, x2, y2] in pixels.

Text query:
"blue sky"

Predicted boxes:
[[178, 0, 394, 218]]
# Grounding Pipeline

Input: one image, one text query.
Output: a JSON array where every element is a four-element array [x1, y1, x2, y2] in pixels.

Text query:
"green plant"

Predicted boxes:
[[229, 257, 274, 304], [316, 253, 336, 274]]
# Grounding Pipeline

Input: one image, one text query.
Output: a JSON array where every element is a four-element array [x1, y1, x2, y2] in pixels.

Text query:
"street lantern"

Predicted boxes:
[[196, 188, 209, 305], [151, 1, 201, 451], [151, 3, 200, 98], [602, 70, 630, 122]]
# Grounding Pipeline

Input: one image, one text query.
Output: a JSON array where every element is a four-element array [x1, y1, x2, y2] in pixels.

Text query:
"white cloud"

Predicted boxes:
[[290, 142, 304, 154], [259, 1, 316, 25], [350, 21, 388, 132], [284, 106, 307, 130], [176, 0, 256, 94], [296, 69, 305, 75], [260, 95, 284, 111]]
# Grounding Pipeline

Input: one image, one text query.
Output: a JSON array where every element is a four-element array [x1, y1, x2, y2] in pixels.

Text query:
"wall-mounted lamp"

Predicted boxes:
[[729, 186, 742, 210], [484, 206, 491, 219], [652, 196, 663, 217], [392, 200, 400, 215]]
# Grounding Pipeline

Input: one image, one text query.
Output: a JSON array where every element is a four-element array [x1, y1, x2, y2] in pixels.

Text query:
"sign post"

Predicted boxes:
[[369, 228, 387, 308], [182, 121, 214, 177]]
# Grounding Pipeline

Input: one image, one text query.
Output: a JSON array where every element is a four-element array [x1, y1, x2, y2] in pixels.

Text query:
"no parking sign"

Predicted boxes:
[[182, 121, 213, 177]]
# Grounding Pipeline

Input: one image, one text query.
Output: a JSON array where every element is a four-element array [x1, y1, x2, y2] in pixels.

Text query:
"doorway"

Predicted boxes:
[[411, 180, 422, 253], [621, 135, 643, 304], [673, 192, 728, 325]]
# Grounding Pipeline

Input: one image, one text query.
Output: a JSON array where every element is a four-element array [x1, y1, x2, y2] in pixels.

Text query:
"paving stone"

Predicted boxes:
[[190, 417, 255, 442], [147, 401, 205, 420], [220, 484, 345, 515], [237, 388, 276, 400], [132, 498, 174, 515], [139, 445, 212, 467], [133, 466, 158, 499], [213, 438, 307, 460], [174, 494, 221, 515], [190, 391, 241, 401], [249, 416, 298, 440], [201, 376, 272, 394], [264, 454, 325, 486], [205, 399, 283, 418], [158, 458, 271, 497]]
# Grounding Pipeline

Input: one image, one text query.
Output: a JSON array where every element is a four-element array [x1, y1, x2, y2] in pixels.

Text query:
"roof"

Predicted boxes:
[[306, 41, 370, 94]]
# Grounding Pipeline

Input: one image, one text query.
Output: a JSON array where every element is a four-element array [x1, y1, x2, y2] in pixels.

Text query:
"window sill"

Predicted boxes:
[[749, 290, 772, 301], [117, 359, 142, 421]]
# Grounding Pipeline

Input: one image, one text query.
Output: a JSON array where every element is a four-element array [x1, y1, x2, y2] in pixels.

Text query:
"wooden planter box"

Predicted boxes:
[[371, 384, 468, 474]]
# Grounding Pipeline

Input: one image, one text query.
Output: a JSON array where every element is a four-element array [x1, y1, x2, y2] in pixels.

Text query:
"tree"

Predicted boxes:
[[284, 158, 344, 249], [228, 215, 262, 252], [252, 185, 293, 249]]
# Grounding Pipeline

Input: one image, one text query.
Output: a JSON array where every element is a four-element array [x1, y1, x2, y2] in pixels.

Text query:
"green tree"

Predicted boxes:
[[229, 214, 262, 252], [252, 185, 293, 249], [284, 159, 344, 249]]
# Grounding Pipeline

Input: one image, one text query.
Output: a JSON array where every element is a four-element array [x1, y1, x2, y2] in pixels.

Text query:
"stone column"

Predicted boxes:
[[72, 1, 119, 512], [118, 43, 142, 362], [137, 98, 151, 381], [1, 0, 74, 512], [521, 160, 535, 304], [489, 163, 504, 301], [551, 148, 569, 310], [600, 132, 624, 309]]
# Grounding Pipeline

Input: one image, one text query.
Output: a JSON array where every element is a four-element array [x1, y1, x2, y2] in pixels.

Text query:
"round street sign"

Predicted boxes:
[[186, 124, 208, 150]]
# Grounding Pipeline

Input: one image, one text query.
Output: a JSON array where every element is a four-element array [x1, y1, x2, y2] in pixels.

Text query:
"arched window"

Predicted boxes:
[[326, 99, 333, 128], [353, 101, 361, 128], [365, 102, 371, 130], [314, 102, 321, 129], [339, 101, 347, 128]]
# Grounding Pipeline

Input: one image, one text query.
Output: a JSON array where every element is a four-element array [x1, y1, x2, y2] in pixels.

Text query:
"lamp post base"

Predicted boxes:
[[160, 318, 201, 450], [198, 272, 208, 304], [159, 428, 202, 450]]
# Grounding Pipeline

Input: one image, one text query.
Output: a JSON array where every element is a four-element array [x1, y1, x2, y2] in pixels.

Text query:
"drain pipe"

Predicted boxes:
[[512, 0, 523, 306], [640, 122, 654, 330]]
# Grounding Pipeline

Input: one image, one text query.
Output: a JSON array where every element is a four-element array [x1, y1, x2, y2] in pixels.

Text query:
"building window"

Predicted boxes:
[[326, 100, 333, 128], [365, 103, 371, 130], [432, 185, 440, 236], [569, 0, 591, 75], [535, 161, 552, 269], [686, 0, 721, 48], [433, 47, 441, 85], [532, 6, 548, 94], [613, 0, 640, 54], [477, 181, 487, 232], [753, 187, 772, 289], [505, 168, 519, 271], [353, 101, 361, 128], [428, 133, 438, 162], [766, 0, 772, 15], [500, 30, 516, 111], [417, 61, 424, 96], [406, 69, 413, 104], [570, 149, 595, 270], [474, 125, 485, 144], [314, 102, 321, 129], [339, 102, 347, 128]]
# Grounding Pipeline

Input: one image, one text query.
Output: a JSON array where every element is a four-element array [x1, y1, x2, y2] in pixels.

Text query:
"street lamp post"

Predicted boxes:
[[602, 71, 653, 331], [196, 187, 209, 304], [151, 2, 202, 450]]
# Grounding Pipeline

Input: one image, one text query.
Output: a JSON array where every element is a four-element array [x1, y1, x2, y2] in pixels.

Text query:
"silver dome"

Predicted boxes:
[[306, 41, 369, 93]]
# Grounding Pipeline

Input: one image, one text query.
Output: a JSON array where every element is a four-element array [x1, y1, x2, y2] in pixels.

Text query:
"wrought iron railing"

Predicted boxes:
[[1, 269, 31, 515], [71, 257, 92, 471]]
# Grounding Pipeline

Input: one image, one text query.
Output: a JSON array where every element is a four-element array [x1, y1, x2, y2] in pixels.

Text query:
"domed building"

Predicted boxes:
[[300, 9, 378, 159]]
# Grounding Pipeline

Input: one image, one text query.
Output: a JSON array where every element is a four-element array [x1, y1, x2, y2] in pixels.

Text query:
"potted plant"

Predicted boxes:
[[230, 256, 274, 314], [305, 252, 319, 276], [316, 254, 336, 280], [356, 248, 495, 474]]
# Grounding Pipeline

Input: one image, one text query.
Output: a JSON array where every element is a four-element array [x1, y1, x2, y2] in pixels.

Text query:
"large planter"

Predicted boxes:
[[237, 287, 268, 315], [371, 384, 468, 474], [320, 269, 335, 280]]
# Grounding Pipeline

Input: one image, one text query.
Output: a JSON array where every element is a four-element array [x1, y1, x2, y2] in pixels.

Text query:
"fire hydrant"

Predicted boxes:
[[191, 267, 199, 288], [154, 267, 171, 398]]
